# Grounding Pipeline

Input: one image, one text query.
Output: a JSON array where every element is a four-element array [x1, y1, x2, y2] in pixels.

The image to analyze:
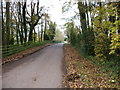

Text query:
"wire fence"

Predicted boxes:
[[0, 41, 51, 58]]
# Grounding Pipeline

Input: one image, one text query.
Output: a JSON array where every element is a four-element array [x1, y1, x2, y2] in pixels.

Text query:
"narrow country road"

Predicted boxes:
[[2, 43, 65, 88]]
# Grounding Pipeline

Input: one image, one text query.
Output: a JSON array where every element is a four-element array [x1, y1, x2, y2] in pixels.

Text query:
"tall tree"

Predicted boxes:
[[18, 2, 24, 44], [40, 19, 44, 41], [27, 2, 43, 42], [44, 13, 50, 40], [77, 2, 88, 55], [23, 1, 27, 43], [6, 2, 10, 45], [1, 0, 5, 45]]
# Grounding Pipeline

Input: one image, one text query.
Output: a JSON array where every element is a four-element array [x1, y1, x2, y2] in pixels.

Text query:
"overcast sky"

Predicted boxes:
[[2, 0, 79, 32], [38, 0, 79, 32]]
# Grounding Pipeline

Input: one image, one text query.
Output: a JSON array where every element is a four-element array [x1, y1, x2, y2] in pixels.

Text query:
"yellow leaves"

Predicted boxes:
[[109, 33, 120, 55], [109, 50, 115, 55], [64, 45, 120, 88], [114, 20, 120, 25], [102, 21, 112, 29], [111, 34, 120, 41], [94, 31, 109, 61], [93, 20, 101, 27]]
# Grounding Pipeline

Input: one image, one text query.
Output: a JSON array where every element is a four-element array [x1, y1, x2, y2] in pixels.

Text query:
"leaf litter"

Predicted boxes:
[[63, 44, 120, 88]]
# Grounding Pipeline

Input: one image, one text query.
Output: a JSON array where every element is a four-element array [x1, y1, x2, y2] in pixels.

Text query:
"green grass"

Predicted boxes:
[[50, 40, 62, 43], [86, 55, 120, 79], [71, 44, 120, 82], [1, 40, 60, 58]]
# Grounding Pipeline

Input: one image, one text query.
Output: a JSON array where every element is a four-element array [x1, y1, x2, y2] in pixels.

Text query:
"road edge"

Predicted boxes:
[[2, 43, 54, 65]]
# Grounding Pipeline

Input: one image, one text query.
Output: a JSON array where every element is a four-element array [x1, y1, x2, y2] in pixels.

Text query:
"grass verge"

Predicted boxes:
[[1, 40, 58, 65], [63, 44, 120, 88]]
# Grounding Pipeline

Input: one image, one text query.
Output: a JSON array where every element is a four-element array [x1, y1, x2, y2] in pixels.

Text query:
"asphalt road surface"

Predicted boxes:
[[2, 43, 65, 88]]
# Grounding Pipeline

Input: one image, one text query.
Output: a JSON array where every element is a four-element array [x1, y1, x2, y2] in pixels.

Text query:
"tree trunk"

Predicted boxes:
[[1, 1, 5, 45], [16, 20, 19, 44], [23, 1, 27, 43], [78, 2, 87, 33], [38, 25, 40, 42], [17, 2, 22, 44], [78, 2, 88, 55], [28, 2, 43, 42], [10, 5, 14, 44], [41, 21, 43, 41], [18, 2, 24, 44], [6, 2, 10, 45], [28, 25, 33, 42], [44, 15, 47, 40]]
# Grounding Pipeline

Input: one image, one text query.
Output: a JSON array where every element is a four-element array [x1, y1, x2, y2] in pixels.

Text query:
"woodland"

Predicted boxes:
[[63, 1, 120, 87], [0, 0, 120, 88], [1, 1, 57, 57]]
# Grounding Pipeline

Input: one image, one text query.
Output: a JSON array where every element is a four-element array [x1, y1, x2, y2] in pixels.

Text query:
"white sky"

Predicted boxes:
[[3, 0, 79, 33], [37, 0, 79, 32]]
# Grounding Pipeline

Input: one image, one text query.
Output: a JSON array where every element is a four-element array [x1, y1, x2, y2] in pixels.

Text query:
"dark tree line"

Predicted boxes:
[[1, 1, 56, 46], [63, 1, 120, 61]]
